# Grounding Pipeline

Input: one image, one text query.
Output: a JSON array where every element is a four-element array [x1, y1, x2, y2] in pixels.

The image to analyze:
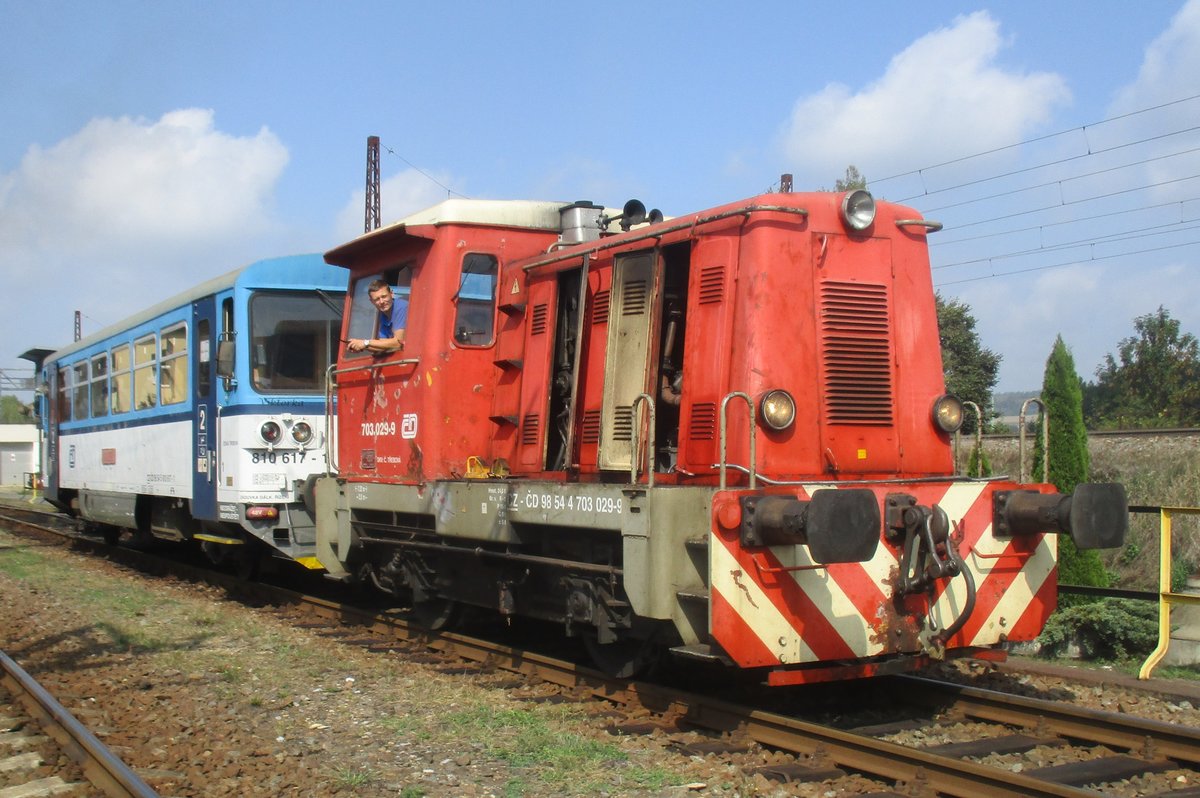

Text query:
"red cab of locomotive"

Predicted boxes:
[[314, 190, 1127, 684]]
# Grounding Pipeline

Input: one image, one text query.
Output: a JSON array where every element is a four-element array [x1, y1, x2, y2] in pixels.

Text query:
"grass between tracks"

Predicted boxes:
[[0, 530, 697, 796]]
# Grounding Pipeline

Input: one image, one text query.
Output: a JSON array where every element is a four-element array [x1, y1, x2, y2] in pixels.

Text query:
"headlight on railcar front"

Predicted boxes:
[[759, 390, 796, 431], [260, 420, 283, 445], [931, 394, 965, 433], [840, 189, 876, 231], [291, 421, 313, 444]]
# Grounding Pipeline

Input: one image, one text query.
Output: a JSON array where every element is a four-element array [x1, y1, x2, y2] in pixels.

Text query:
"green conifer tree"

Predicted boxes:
[[1033, 336, 1109, 596]]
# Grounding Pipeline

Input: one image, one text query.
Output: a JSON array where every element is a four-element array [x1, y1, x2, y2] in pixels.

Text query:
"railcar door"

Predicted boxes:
[[43, 366, 61, 503], [191, 298, 218, 521]]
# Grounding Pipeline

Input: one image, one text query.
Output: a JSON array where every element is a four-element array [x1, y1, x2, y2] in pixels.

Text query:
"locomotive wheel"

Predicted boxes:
[[410, 598, 460, 631], [583, 632, 662, 679]]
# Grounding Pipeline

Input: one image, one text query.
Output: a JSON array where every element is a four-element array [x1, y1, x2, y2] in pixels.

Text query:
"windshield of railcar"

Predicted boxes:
[[249, 290, 345, 393]]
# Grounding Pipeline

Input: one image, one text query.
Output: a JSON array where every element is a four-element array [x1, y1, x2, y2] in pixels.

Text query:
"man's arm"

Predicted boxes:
[[347, 329, 404, 353]]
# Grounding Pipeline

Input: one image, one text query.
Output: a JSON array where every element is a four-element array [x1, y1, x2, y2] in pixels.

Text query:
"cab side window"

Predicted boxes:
[[453, 253, 498, 347]]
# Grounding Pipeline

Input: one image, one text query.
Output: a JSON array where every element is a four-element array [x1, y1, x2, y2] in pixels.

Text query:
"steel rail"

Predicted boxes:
[[1, 648, 159, 798], [3, 502, 1189, 797], [900, 674, 1200, 765], [293, 594, 1102, 797]]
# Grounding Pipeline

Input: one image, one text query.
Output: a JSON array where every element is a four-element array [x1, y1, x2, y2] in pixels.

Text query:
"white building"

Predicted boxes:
[[0, 424, 39, 486]]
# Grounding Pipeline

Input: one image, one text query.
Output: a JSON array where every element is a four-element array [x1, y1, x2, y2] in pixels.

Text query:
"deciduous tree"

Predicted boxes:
[[1085, 306, 1200, 428]]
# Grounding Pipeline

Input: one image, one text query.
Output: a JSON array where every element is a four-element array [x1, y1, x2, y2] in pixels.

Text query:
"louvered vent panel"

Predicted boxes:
[[820, 281, 894, 426], [521, 413, 540, 446], [698, 266, 725, 305], [688, 402, 717, 441], [580, 409, 601, 444], [530, 304, 549, 335], [611, 405, 633, 442], [621, 280, 648, 317], [592, 289, 610, 326]]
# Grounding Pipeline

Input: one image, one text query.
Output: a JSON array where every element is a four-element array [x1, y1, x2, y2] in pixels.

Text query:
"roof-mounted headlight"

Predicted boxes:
[[759, 389, 796, 431], [932, 394, 964, 433], [841, 189, 876, 231]]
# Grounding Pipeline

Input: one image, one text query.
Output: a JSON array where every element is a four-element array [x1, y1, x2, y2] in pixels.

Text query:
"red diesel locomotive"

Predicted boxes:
[[313, 189, 1127, 684]]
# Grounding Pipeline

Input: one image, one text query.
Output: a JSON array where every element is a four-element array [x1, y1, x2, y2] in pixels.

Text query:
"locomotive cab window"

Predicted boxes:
[[453, 253, 498, 347], [345, 266, 411, 357]]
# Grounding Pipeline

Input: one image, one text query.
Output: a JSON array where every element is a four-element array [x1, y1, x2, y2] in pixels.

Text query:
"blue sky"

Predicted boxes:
[[2, 1, 1198, 394]]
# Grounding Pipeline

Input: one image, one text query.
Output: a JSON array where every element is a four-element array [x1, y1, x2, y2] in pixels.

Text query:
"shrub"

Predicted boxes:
[[1036, 598, 1158, 661]]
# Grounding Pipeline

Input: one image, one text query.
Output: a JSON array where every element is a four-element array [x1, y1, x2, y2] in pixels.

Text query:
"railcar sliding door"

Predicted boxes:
[[191, 298, 218, 521]]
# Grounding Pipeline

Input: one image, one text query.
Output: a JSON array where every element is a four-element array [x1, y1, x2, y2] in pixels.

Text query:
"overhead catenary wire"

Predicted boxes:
[[881, 93, 1200, 287], [379, 142, 469, 199]]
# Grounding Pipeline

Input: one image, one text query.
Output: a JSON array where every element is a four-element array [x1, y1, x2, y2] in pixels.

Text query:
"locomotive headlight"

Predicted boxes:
[[260, 420, 283, 445], [841, 189, 876, 231], [291, 421, 313, 444], [759, 389, 796, 431], [932, 394, 965, 433]]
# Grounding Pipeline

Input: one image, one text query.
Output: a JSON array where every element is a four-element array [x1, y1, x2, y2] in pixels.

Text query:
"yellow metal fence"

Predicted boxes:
[[1139, 505, 1200, 680]]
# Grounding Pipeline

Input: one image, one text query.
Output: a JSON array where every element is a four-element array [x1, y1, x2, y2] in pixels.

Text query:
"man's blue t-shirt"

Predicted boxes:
[[378, 299, 408, 339]]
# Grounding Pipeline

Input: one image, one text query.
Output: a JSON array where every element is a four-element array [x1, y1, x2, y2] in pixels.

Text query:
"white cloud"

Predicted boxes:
[[1, 109, 287, 254], [0, 109, 288, 357], [779, 11, 1070, 185], [1112, 0, 1200, 112]]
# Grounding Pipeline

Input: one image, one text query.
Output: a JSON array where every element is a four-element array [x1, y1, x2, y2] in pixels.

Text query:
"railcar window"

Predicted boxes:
[[249, 291, 345, 392], [346, 267, 411, 357], [72, 361, 89, 420], [90, 354, 109, 418], [57, 367, 71, 422], [159, 324, 188, 405], [110, 344, 131, 414], [133, 334, 158, 409], [453, 253, 498, 346], [196, 319, 211, 397]]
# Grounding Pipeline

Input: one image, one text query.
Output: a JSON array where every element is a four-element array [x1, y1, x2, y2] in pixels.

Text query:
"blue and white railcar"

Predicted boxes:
[[39, 255, 345, 568]]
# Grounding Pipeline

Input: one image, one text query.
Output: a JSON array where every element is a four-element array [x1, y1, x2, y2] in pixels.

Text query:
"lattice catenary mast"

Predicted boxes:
[[365, 135, 381, 233]]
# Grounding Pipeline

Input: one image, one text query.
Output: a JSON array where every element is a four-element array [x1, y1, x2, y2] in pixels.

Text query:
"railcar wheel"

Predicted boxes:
[[583, 632, 663, 679], [410, 598, 460, 631]]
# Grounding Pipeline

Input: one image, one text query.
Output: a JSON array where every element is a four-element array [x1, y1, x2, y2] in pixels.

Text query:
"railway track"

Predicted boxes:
[[1, 647, 157, 798], [3, 502, 1200, 797]]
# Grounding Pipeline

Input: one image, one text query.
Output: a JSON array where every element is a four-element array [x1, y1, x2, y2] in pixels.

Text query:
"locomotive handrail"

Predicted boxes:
[[894, 218, 944, 232], [522, 205, 810, 272], [1018, 398, 1049, 483], [954, 400, 984, 477], [324, 363, 337, 475], [719, 392, 757, 490], [324, 358, 421, 476], [630, 393, 656, 488]]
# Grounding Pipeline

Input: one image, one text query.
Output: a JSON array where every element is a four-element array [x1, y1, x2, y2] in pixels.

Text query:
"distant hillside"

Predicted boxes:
[[993, 390, 1040, 417]]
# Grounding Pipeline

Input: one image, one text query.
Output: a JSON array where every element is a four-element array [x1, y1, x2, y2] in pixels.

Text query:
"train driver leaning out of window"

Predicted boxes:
[[347, 279, 406, 354]]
